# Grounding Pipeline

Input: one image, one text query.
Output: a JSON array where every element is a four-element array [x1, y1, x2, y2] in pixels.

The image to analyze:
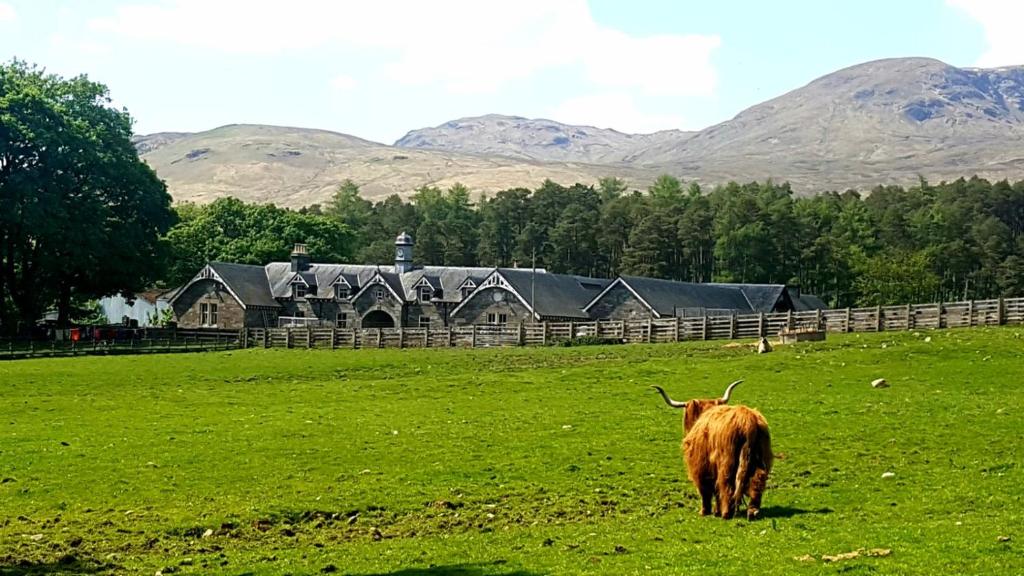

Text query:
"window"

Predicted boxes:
[[486, 312, 495, 324], [293, 283, 306, 299], [336, 312, 348, 328], [418, 286, 432, 301], [486, 312, 508, 325], [419, 316, 431, 328], [335, 285, 349, 299], [375, 288, 386, 302], [200, 303, 218, 326], [498, 313, 508, 325]]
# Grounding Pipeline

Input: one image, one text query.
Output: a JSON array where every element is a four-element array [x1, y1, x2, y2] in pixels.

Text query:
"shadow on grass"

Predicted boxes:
[[0, 555, 108, 576], [346, 562, 542, 576], [760, 505, 834, 519]]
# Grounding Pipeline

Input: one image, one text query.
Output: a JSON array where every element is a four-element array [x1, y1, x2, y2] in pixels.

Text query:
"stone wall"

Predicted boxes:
[[352, 285, 405, 327], [450, 287, 533, 325], [172, 279, 247, 329], [586, 283, 655, 321]]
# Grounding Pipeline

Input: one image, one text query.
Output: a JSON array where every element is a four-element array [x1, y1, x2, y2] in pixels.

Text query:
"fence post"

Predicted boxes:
[[448, 327, 455, 348], [702, 316, 709, 340], [241, 329, 247, 349], [729, 314, 737, 340], [845, 307, 852, 333], [786, 309, 794, 330], [967, 300, 974, 327], [758, 313, 765, 337], [542, 322, 548, 346], [998, 297, 1005, 325], [377, 328, 383, 349], [938, 301, 944, 329], [352, 329, 359, 349], [330, 328, 336, 350], [399, 328, 405, 349], [875, 305, 883, 332], [471, 324, 477, 348], [906, 304, 912, 330], [569, 321, 575, 340], [307, 327, 313, 349], [815, 308, 823, 331], [673, 317, 680, 342], [263, 329, 269, 348], [518, 322, 525, 346], [424, 325, 430, 348]]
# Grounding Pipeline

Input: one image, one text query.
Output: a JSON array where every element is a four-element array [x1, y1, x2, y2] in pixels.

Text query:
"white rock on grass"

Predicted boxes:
[[872, 378, 889, 388], [881, 472, 896, 479]]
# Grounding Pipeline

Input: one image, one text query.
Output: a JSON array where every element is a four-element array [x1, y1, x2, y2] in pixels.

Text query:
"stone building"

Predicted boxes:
[[169, 233, 826, 329]]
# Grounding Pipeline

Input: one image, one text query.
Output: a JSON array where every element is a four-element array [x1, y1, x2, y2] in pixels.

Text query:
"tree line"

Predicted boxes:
[[167, 175, 1024, 309]]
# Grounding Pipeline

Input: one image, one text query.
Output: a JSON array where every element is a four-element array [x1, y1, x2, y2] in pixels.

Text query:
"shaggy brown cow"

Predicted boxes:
[[652, 380, 772, 520]]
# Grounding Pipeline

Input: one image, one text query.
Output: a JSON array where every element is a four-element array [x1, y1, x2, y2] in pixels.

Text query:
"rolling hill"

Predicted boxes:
[[138, 58, 1024, 207]]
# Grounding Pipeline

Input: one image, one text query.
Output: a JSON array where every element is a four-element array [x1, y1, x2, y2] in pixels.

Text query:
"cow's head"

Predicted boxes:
[[651, 380, 743, 431]]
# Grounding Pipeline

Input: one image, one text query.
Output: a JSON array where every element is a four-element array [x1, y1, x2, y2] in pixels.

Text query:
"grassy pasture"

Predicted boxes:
[[0, 328, 1022, 575]]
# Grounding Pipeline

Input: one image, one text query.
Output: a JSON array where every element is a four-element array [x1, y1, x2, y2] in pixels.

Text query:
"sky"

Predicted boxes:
[[0, 1, 1020, 143]]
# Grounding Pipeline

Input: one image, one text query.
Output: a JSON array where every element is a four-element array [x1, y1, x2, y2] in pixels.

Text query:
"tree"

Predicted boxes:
[[164, 198, 354, 286], [0, 60, 175, 333]]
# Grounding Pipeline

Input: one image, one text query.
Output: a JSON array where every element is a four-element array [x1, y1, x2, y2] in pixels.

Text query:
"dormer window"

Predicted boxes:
[[335, 285, 350, 299], [292, 283, 306, 299], [418, 286, 432, 302]]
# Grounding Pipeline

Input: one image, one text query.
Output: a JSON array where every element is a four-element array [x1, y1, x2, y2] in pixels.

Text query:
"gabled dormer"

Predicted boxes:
[[332, 274, 353, 300], [457, 278, 477, 300], [289, 273, 310, 300], [413, 277, 434, 302]]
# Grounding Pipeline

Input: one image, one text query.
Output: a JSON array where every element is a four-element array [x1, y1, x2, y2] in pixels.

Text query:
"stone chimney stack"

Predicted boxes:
[[290, 243, 310, 272]]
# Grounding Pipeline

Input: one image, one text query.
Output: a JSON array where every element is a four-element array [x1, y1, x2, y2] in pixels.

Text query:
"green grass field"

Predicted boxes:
[[1, 328, 1022, 575]]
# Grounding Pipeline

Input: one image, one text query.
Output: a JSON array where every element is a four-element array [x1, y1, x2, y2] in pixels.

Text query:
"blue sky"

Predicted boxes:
[[0, 1, 1017, 142]]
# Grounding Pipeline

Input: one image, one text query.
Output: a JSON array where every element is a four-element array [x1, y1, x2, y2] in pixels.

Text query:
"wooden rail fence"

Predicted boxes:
[[242, 296, 1024, 351]]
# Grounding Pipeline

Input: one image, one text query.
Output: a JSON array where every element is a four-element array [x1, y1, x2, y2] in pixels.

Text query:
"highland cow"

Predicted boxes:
[[652, 380, 773, 520]]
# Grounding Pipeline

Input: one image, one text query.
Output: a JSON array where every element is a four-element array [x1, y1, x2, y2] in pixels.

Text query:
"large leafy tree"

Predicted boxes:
[[0, 61, 175, 333], [164, 197, 354, 286]]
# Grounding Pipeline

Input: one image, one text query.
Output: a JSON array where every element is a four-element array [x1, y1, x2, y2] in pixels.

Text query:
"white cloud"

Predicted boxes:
[[88, 0, 720, 96], [547, 93, 687, 134], [948, 0, 1024, 67], [329, 74, 357, 92], [0, 2, 16, 23]]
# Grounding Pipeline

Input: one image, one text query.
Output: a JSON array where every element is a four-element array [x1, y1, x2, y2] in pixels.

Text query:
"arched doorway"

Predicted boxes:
[[362, 310, 395, 328]]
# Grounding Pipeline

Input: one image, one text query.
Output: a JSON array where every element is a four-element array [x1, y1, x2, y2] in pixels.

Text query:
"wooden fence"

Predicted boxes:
[[242, 296, 1024, 351]]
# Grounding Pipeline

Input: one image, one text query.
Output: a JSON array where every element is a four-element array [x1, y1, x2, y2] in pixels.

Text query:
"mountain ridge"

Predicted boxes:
[[137, 57, 1024, 207]]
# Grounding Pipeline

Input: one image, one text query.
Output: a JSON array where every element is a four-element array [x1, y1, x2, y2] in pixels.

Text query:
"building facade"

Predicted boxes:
[[169, 234, 826, 329]]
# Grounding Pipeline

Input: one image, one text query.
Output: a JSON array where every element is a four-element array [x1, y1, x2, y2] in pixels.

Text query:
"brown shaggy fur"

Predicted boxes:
[[656, 388, 773, 520]]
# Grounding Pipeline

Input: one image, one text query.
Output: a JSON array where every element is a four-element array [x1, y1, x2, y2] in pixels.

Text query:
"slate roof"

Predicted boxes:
[[208, 262, 281, 308], [498, 268, 611, 319], [711, 283, 789, 313], [790, 291, 827, 311], [399, 266, 493, 302], [617, 276, 754, 316]]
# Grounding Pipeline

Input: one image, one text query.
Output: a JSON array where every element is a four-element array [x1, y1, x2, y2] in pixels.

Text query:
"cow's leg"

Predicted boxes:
[[716, 467, 735, 519], [697, 476, 714, 516], [746, 468, 769, 520]]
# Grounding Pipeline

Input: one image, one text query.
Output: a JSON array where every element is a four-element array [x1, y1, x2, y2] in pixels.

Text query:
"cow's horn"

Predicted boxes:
[[651, 385, 687, 409], [721, 380, 744, 402]]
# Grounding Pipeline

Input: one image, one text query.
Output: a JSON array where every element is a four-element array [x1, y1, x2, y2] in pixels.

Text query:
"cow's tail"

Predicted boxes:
[[732, 439, 752, 513]]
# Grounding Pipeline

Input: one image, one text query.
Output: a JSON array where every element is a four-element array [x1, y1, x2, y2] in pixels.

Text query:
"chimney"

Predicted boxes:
[[290, 243, 310, 272]]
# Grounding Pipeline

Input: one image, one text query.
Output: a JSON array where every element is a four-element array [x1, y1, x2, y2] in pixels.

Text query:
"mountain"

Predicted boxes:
[[394, 114, 694, 163], [626, 57, 1024, 190], [138, 124, 652, 207], [138, 58, 1024, 207]]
